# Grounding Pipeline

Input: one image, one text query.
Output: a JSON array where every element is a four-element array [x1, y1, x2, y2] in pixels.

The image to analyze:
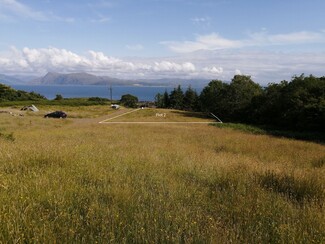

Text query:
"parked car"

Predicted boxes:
[[44, 111, 67, 118], [111, 104, 120, 109]]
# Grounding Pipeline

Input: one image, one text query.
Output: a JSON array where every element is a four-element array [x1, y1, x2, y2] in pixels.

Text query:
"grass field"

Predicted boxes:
[[100, 108, 216, 123], [0, 104, 324, 243]]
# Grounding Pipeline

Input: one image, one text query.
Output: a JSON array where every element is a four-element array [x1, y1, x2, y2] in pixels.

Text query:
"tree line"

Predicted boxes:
[[155, 74, 325, 132]]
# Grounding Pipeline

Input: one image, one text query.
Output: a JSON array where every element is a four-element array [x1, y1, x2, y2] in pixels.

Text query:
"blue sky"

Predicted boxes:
[[0, 0, 325, 84]]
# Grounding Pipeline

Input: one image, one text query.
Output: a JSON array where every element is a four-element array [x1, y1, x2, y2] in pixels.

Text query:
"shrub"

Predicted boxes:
[[120, 94, 138, 108], [88, 97, 109, 102], [257, 171, 324, 205], [54, 94, 63, 100]]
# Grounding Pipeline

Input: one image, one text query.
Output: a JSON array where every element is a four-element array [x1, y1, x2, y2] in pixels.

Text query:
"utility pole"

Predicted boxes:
[[109, 85, 112, 102]]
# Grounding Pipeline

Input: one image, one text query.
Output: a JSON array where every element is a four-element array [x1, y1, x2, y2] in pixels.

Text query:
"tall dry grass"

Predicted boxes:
[[0, 106, 324, 243]]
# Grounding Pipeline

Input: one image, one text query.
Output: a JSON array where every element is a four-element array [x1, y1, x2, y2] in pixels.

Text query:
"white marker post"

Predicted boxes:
[[210, 113, 223, 123]]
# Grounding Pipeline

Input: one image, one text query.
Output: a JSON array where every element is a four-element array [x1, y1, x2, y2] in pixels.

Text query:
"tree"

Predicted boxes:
[[169, 85, 184, 110], [248, 81, 288, 126], [155, 93, 164, 108], [151, 74, 324, 131], [183, 86, 199, 111], [120, 94, 138, 108], [199, 80, 229, 118], [163, 90, 170, 108], [154, 89, 170, 108], [54, 94, 63, 100], [277, 74, 325, 130], [245, 74, 324, 131], [226, 75, 263, 121]]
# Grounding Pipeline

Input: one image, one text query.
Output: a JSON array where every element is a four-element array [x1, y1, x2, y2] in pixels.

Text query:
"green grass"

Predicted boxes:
[[213, 122, 266, 134], [0, 105, 324, 243]]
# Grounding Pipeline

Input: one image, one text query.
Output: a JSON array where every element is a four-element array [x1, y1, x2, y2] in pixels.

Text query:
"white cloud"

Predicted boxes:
[[235, 69, 242, 75], [0, 0, 74, 22], [202, 66, 223, 74], [192, 17, 208, 23], [88, 50, 120, 65], [23, 47, 89, 69], [152, 61, 196, 72], [191, 17, 211, 26], [0, 0, 48, 21], [248, 31, 325, 46], [163, 31, 325, 53], [162, 33, 243, 53]]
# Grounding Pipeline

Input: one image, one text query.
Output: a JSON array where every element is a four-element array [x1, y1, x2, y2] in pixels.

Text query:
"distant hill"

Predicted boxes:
[[32, 72, 141, 86], [12, 75, 39, 82], [0, 74, 24, 85], [31, 72, 208, 87]]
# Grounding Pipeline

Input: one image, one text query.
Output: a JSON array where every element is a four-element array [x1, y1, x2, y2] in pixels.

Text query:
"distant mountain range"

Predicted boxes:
[[0, 72, 209, 87], [30, 72, 135, 86], [0, 74, 25, 85]]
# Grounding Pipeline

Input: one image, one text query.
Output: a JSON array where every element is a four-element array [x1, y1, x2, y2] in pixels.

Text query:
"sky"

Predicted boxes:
[[0, 0, 325, 84]]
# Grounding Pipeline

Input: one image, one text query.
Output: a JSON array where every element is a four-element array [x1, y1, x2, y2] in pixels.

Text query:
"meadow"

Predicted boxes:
[[0, 104, 324, 243]]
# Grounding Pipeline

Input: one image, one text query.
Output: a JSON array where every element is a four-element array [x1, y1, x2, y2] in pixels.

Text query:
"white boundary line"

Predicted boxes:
[[99, 107, 219, 124], [99, 121, 217, 124], [99, 108, 141, 123]]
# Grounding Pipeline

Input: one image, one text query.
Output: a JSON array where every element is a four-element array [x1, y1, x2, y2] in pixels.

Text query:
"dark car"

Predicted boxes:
[[44, 111, 67, 118]]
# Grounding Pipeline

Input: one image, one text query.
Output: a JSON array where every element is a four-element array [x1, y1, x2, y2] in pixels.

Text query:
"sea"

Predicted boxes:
[[11, 85, 195, 101]]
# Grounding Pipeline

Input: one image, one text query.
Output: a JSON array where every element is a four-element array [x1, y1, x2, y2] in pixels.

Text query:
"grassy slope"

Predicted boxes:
[[0, 105, 324, 243]]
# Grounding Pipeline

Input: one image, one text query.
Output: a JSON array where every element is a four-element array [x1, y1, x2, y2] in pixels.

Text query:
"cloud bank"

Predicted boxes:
[[1, 46, 324, 84], [0, 47, 202, 79]]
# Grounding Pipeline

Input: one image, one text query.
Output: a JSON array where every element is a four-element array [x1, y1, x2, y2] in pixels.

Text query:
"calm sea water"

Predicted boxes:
[[12, 85, 186, 101]]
